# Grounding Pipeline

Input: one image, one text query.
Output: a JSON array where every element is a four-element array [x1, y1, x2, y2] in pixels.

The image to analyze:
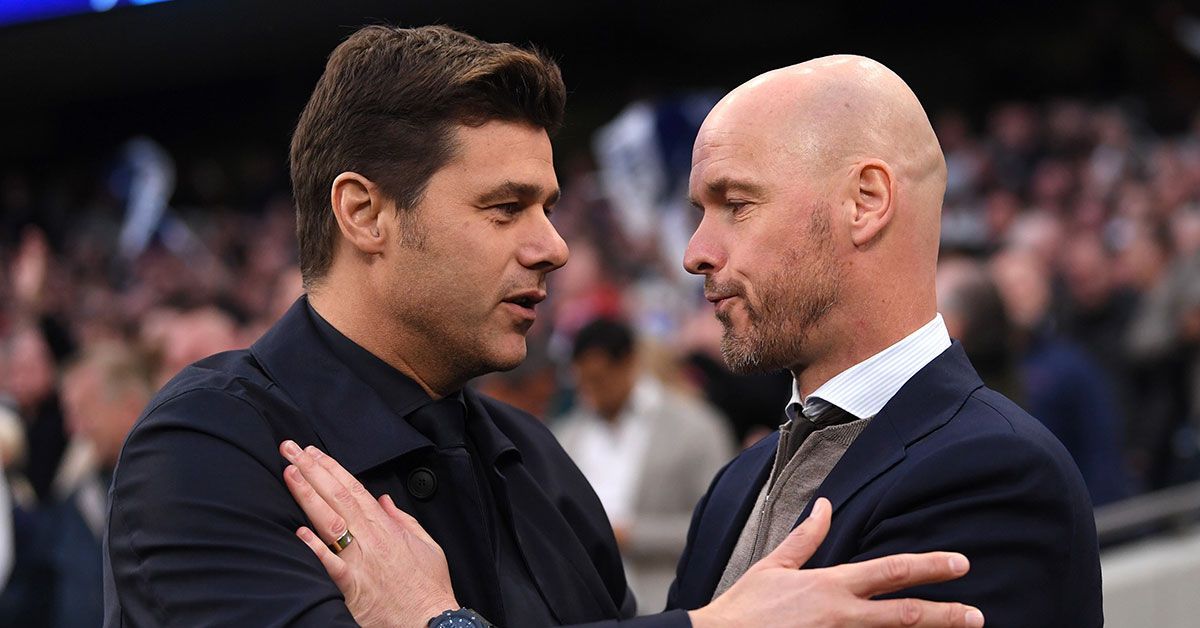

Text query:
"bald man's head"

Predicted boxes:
[[701, 55, 946, 218], [684, 55, 948, 385]]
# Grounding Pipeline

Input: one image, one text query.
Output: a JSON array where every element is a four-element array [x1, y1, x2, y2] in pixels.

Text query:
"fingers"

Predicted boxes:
[[295, 525, 352, 590], [757, 497, 831, 570], [280, 440, 374, 530], [838, 552, 971, 597], [307, 445, 378, 509], [283, 463, 351, 546], [852, 598, 985, 628]]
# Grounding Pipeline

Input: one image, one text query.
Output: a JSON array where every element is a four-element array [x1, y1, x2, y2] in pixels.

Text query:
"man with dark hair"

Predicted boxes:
[[571, 318, 636, 363], [556, 319, 735, 613], [106, 26, 980, 628], [105, 24, 580, 627], [289, 25, 567, 289]]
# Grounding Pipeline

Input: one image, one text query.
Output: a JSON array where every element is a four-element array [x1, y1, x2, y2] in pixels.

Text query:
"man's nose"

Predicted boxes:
[[683, 215, 723, 276], [521, 212, 570, 272]]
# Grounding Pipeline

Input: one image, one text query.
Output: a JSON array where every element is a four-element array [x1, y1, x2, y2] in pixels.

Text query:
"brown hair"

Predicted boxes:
[[289, 25, 566, 287]]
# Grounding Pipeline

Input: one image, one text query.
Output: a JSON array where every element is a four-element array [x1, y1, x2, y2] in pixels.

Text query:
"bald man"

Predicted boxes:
[[669, 56, 1101, 626]]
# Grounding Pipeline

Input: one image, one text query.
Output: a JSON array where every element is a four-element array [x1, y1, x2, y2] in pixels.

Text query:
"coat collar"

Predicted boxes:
[[250, 297, 435, 474], [462, 387, 520, 465], [251, 297, 522, 475]]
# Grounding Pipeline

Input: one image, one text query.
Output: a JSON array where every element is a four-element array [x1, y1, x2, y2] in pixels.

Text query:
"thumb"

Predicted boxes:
[[754, 497, 831, 571]]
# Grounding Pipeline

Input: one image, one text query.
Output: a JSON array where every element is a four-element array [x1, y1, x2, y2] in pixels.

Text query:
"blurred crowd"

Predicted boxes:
[[0, 95, 1198, 624]]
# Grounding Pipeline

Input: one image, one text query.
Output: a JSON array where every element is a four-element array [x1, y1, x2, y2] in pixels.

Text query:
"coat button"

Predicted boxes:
[[407, 467, 437, 500]]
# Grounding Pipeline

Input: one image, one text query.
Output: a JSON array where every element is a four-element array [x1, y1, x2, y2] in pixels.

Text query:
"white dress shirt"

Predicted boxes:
[[788, 314, 952, 422]]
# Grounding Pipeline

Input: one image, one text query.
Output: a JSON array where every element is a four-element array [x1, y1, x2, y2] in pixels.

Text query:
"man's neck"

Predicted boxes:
[[790, 310, 936, 399], [307, 289, 459, 399]]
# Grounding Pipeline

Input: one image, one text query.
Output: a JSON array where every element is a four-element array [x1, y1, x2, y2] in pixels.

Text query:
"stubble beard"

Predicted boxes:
[[716, 211, 840, 374]]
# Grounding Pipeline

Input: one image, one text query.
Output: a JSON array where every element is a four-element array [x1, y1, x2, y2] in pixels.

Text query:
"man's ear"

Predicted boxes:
[[330, 172, 387, 255], [848, 159, 895, 248]]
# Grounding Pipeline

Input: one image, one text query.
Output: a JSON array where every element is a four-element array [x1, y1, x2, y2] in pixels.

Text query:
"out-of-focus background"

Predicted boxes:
[[0, 1, 1198, 625]]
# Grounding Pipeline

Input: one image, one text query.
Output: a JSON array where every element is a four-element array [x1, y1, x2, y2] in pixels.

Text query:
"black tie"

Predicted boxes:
[[405, 397, 505, 619], [782, 401, 858, 462], [410, 397, 468, 450]]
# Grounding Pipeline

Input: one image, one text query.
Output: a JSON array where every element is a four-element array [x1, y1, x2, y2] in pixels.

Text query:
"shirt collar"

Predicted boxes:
[[788, 314, 952, 421], [305, 303, 516, 465], [307, 302, 433, 418]]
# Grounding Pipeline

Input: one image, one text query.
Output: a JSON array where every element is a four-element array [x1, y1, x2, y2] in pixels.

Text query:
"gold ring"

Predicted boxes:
[[329, 529, 354, 554]]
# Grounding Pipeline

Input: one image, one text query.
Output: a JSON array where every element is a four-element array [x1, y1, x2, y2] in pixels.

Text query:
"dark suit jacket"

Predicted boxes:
[[103, 299, 689, 627], [666, 343, 1103, 627]]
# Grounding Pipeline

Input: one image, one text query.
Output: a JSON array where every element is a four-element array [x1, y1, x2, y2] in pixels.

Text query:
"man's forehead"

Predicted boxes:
[[690, 125, 779, 182]]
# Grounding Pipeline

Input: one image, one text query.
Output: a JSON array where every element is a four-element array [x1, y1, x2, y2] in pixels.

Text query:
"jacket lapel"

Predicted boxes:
[[792, 343, 985, 528]]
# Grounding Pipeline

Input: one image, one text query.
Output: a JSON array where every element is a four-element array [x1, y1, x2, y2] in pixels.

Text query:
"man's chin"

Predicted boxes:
[[720, 334, 787, 375], [483, 340, 527, 373], [720, 339, 763, 374]]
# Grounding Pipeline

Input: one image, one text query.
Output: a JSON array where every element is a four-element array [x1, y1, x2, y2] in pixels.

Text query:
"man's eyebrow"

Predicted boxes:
[[707, 176, 767, 197], [689, 176, 767, 209], [477, 181, 561, 206]]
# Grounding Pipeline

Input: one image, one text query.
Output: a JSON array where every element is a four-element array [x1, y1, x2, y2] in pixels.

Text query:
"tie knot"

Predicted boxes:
[[409, 397, 468, 449], [800, 398, 858, 427]]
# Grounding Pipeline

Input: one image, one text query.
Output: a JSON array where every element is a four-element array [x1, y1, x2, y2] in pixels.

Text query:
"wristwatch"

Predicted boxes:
[[426, 607, 495, 628]]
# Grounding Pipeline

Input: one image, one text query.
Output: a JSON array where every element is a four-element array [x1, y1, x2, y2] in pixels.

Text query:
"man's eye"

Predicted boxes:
[[491, 203, 522, 215]]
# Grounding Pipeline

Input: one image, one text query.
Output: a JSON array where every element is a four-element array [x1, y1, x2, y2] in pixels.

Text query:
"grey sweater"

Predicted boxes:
[[713, 414, 871, 598]]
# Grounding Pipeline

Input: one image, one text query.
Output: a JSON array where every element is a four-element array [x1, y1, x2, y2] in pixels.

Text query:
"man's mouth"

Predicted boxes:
[[501, 291, 546, 318], [706, 292, 738, 306]]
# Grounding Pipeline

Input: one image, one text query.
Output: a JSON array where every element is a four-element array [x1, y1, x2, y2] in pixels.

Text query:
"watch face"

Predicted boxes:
[[431, 609, 487, 628]]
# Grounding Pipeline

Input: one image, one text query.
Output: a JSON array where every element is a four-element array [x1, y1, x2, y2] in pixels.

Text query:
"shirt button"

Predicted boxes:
[[407, 467, 437, 500]]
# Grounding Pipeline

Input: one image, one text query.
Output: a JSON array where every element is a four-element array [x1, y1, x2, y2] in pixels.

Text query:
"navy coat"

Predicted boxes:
[[103, 299, 689, 627], [665, 343, 1103, 627]]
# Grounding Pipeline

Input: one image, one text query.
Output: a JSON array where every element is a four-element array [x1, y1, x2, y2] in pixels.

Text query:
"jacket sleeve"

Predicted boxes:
[[106, 389, 357, 627], [850, 428, 1102, 628]]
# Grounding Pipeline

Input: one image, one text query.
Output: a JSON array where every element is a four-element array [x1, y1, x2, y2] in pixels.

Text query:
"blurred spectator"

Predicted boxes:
[[987, 102, 1041, 194], [144, 305, 242, 387], [991, 249, 1132, 506], [48, 342, 152, 628], [0, 405, 16, 592], [1, 325, 68, 505], [1125, 238, 1200, 487], [0, 342, 152, 627], [553, 319, 734, 613], [1057, 233, 1139, 432], [936, 256, 1023, 402]]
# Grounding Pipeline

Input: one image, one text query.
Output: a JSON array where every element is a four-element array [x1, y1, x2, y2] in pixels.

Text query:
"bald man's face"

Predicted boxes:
[[684, 107, 842, 374]]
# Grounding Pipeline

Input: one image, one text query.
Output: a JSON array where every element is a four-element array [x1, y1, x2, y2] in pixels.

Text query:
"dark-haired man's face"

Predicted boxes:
[[572, 349, 636, 422], [380, 120, 568, 380]]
